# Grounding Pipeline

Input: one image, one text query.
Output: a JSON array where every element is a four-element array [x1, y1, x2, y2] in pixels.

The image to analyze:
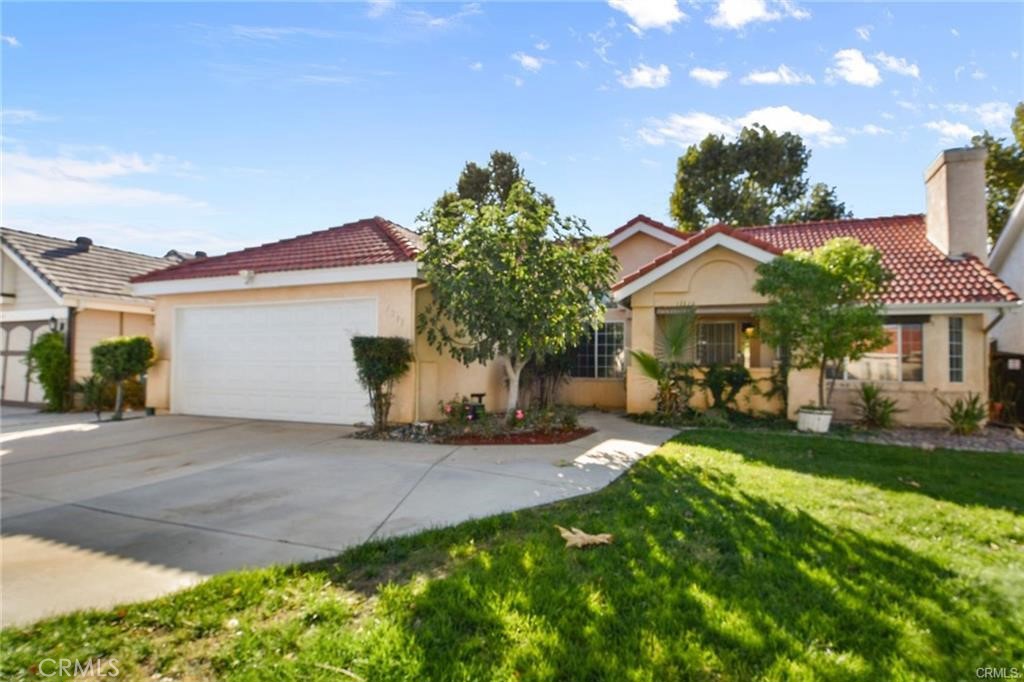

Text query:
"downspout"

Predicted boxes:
[[984, 301, 1022, 333], [411, 281, 431, 422], [65, 306, 77, 403]]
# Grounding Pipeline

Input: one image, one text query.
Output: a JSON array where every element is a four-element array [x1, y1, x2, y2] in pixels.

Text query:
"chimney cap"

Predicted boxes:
[[75, 236, 93, 251], [195, 250, 207, 258], [924, 146, 987, 183]]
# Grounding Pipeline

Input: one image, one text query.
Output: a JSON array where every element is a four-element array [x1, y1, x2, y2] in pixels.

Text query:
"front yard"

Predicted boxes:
[[3, 430, 1021, 681]]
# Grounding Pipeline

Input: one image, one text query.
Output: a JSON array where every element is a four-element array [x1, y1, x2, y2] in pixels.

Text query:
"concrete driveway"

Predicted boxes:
[[1, 411, 676, 627]]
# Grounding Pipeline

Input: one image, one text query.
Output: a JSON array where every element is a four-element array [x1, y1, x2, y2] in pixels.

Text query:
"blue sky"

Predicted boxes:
[[2, 1, 1021, 256]]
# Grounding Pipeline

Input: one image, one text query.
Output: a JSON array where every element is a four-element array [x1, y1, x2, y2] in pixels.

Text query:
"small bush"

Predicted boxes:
[[75, 374, 107, 420], [701, 363, 752, 409], [938, 393, 987, 436], [351, 336, 413, 432], [852, 383, 903, 429], [92, 336, 154, 420], [27, 331, 71, 411]]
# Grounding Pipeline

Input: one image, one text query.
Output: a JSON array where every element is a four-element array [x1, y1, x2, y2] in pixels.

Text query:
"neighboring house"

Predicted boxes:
[[133, 147, 1022, 427], [989, 185, 1024, 354], [0, 229, 177, 405]]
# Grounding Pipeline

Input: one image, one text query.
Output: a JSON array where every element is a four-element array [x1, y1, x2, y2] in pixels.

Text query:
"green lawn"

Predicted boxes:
[[3, 430, 1022, 681]]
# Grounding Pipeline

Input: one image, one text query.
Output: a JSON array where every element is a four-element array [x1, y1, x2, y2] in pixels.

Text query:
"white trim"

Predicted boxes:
[[613, 232, 776, 301], [132, 261, 420, 296], [65, 298, 155, 315], [170, 296, 380, 422], [883, 301, 1022, 314], [0, 307, 67, 323], [608, 221, 686, 249], [0, 244, 65, 306]]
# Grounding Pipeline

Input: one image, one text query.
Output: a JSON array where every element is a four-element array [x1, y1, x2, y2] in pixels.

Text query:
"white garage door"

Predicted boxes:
[[174, 299, 376, 424]]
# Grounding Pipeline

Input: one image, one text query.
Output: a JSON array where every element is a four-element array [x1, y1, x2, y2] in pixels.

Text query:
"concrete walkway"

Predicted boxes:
[[0, 411, 677, 627]]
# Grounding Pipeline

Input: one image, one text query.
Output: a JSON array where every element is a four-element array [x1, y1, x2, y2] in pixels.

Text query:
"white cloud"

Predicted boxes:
[[853, 124, 892, 135], [873, 52, 920, 78], [535, 40, 549, 51], [741, 64, 813, 85], [607, 0, 685, 32], [3, 150, 204, 207], [924, 120, 977, 144], [1, 34, 19, 47], [975, 101, 1012, 129], [826, 48, 881, 87], [1, 109, 54, 124], [855, 25, 872, 41], [229, 25, 341, 40], [404, 3, 482, 29], [366, 0, 395, 18], [971, 68, 986, 80], [619, 63, 671, 89], [469, 61, 483, 71], [707, 0, 809, 30], [689, 67, 729, 87], [638, 105, 844, 148], [950, 28, 960, 37], [511, 52, 548, 72], [508, 75, 525, 88]]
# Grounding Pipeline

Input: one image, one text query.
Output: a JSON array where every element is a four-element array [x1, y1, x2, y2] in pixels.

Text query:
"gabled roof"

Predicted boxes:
[[614, 214, 1020, 307], [1, 227, 177, 305], [606, 214, 688, 248], [132, 217, 422, 284]]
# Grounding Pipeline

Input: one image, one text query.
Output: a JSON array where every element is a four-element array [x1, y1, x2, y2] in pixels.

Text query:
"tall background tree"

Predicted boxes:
[[670, 124, 850, 231], [418, 153, 617, 414], [971, 102, 1024, 244]]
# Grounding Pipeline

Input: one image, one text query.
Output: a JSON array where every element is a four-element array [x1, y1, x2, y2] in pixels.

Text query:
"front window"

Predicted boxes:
[[569, 322, 625, 378], [833, 322, 924, 382], [949, 317, 963, 382], [697, 322, 738, 365]]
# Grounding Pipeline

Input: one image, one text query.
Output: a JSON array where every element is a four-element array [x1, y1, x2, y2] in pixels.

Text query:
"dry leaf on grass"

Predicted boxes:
[[556, 525, 613, 548]]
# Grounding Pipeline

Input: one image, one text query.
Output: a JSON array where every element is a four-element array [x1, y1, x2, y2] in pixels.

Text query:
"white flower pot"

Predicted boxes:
[[797, 408, 833, 433]]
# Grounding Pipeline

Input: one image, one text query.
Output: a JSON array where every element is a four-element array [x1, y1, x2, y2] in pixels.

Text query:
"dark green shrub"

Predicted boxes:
[[852, 383, 903, 429], [938, 393, 987, 436], [351, 336, 413, 432], [521, 351, 573, 409], [26, 331, 71, 411], [92, 336, 154, 420], [702, 363, 752, 409], [75, 374, 107, 420]]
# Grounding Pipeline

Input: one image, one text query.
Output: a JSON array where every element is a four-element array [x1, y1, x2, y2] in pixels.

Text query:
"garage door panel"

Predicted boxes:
[[175, 300, 376, 424]]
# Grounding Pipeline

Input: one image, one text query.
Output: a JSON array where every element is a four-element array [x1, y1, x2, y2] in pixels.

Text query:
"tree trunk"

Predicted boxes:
[[504, 357, 526, 415], [817, 357, 827, 408], [113, 381, 124, 421]]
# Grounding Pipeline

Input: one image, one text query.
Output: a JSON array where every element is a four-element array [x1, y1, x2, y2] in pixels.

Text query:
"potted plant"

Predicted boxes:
[[754, 237, 892, 434]]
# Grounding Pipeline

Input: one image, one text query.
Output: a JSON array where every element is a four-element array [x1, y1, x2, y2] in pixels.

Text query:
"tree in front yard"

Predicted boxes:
[[351, 336, 413, 433], [26, 331, 71, 412], [418, 180, 618, 414], [754, 237, 892, 409], [91, 336, 154, 420]]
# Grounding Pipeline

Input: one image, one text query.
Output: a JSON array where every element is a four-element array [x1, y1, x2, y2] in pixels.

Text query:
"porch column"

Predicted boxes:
[[626, 304, 657, 414]]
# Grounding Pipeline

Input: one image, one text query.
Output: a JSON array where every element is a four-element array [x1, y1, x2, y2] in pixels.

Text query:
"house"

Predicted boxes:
[[989, 185, 1024, 355], [132, 147, 1021, 427], [0, 228, 178, 405]]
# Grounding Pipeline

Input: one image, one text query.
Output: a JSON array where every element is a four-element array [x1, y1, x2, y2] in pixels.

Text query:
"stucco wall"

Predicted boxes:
[[72, 310, 155, 380], [787, 313, 989, 427], [611, 231, 674, 278]]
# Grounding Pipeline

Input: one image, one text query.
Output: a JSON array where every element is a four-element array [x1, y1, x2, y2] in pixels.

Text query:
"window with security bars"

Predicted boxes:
[[949, 317, 963, 382], [697, 322, 738, 365], [569, 322, 625, 378]]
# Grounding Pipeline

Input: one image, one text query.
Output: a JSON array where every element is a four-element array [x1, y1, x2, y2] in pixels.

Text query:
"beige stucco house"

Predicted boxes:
[[1, 228, 180, 405], [133, 148, 1021, 427]]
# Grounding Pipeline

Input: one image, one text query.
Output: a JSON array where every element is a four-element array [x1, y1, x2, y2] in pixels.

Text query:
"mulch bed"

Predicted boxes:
[[438, 427, 596, 446]]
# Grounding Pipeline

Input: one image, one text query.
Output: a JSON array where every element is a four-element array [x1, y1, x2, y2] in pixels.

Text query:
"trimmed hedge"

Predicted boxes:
[[91, 336, 154, 420], [351, 336, 413, 432], [27, 331, 71, 411]]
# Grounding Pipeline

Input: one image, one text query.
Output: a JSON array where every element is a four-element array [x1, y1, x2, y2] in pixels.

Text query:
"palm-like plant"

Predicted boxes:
[[630, 306, 697, 415]]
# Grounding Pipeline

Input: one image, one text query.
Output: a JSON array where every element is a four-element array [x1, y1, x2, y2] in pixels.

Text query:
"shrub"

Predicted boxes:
[[92, 336, 154, 420], [351, 336, 413, 433], [852, 383, 903, 429], [26, 331, 71, 411], [938, 393, 987, 436], [701, 363, 752, 409], [75, 374, 107, 420], [520, 352, 573, 409]]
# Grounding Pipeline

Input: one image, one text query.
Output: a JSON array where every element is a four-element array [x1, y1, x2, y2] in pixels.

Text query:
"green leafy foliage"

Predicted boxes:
[[520, 350, 573, 409], [938, 393, 987, 436], [418, 172, 618, 414], [91, 336, 154, 420], [701, 363, 752, 409], [26, 331, 71, 411], [669, 124, 849, 231], [755, 237, 892, 408], [852, 382, 904, 429], [75, 374, 107, 420], [351, 336, 413, 433], [630, 307, 698, 415], [971, 102, 1024, 243]]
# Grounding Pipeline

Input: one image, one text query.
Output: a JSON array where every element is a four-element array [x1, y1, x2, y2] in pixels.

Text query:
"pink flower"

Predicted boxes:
[[444, 405, 452, 414], [467, 413, 474, 421], [515, 409, 525, 420]]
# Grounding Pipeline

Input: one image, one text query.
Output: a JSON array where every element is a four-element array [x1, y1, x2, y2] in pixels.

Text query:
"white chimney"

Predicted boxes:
[[924, 147, 988, 263]]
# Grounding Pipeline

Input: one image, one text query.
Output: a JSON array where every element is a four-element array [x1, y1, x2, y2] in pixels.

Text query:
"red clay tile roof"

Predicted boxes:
[[132, 217, 421, 283], [615, 214, 1020, 305], [606, 214, 688, 242]]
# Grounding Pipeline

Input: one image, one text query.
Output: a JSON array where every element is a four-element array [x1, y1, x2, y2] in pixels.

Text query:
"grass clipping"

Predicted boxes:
[[556, 525, 613, 549]]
